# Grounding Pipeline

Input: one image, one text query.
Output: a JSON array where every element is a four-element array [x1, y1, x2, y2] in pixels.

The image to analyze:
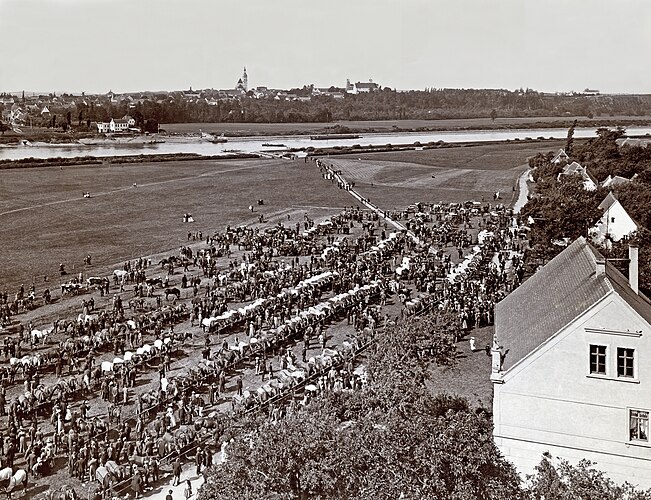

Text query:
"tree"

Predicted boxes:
[[527, 453, 651, 499], [565, 119, 577, 156], [199, 312, 521, 500]]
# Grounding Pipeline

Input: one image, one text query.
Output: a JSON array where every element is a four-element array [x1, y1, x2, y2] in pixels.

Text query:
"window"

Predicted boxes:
[[611, 217, 615, 223], [617, 348, 635, 378], [589, 345, 607, 374], [630, 410, 649, 442]]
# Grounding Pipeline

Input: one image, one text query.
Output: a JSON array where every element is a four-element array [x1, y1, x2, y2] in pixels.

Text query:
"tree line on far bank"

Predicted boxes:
[[5, 88, 651, 132]]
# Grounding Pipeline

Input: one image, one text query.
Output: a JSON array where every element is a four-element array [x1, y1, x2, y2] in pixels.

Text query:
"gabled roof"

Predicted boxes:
[[496, 237, 651, 372], [602, 175, 632, 188], [562, 161, 584, 175], [355, 82, 379, 89], [551, 148, 569, 163], [559, 161, 597, 187], [598, 191, 619, 211], [596, 191, 639, 233]]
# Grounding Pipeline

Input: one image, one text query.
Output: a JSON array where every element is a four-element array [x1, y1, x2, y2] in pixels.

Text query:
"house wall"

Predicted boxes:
[[493, 293, 651, 488], [583, 178, 597, 191], [592, 202, 638, 242]]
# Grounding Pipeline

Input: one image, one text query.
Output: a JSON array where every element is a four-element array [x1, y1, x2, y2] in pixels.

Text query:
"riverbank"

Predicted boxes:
[[0, 152, 261, 169], [3, 115, 651, 148], [161, 116, 651, 137]]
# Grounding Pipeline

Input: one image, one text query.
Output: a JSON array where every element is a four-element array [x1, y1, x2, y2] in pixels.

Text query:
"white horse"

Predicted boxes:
[[7, 468, 28, 496], [0, 468, 11, 483], [30, 328, 53, 346], [77, 314, 98, 324]]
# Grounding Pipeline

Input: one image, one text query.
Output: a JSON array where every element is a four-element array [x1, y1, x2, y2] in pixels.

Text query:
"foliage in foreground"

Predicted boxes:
[[199, 309, 651, 499], [199, 312, 523, 500], [527, 454, 651, 500]]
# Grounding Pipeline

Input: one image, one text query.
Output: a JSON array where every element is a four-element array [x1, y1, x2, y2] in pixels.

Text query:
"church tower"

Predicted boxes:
[[242, 67, 248, 92]]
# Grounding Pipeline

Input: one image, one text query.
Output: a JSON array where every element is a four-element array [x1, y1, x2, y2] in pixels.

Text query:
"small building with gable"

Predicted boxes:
[[558, 161, 597, 191], [602, 174, 636, 189], [590, 191, 638, 245], [551, 148, 570, 165]]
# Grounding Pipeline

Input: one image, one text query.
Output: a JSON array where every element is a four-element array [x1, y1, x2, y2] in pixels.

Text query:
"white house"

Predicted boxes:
[[346, 79, 380, 94], [602, 174, 635, 189], [558, 161, 597, 191], [551, 148, 570, 165], [96, 118, 130, 133], [591, 192, 638, 245], [492, 237, 651, 488]]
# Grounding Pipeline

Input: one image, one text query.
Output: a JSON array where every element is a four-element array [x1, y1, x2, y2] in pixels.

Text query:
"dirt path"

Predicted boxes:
[[513, 168, 531, 214]]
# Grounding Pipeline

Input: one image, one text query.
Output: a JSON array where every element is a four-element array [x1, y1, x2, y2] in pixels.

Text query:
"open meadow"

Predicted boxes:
[[0, 142, 549, 290], [0, 158, 354, 289], [325, 141, 560, 210]]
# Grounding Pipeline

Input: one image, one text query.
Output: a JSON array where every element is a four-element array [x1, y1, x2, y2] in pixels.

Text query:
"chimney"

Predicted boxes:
[[595, 259, 606, 276], [629, 245, 639, 294]]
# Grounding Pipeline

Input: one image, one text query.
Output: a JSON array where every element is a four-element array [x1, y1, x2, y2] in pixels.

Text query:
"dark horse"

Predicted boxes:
[[164, 288, 181, 300]]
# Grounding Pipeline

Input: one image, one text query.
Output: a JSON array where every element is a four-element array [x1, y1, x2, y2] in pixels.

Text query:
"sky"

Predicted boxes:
[[1, 0, 650, 95]]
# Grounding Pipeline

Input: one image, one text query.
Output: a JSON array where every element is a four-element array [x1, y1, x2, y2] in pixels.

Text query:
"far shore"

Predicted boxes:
[[1, 115, 651, 146]]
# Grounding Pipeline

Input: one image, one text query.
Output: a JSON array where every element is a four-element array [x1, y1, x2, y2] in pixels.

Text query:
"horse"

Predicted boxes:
[[86, 277, 108, 288], [145, 277, 164, 288], [165, 288, 181, 301], [30, 328, 52, 346], [6, 469, 27, 497]]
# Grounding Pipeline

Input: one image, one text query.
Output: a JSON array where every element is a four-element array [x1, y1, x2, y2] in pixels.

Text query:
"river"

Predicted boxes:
[[1, 126, 650, 161]]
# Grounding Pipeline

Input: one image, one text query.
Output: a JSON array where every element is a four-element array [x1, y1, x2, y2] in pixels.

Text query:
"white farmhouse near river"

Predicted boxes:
[[96, 118, 131, 133]]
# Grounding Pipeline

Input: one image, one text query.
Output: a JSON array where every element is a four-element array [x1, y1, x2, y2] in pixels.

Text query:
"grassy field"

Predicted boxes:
[[0, 142, 546, 289], [0, 158, 354, 289], [161, 116, 651, 136], [322, 141, 559, 210]]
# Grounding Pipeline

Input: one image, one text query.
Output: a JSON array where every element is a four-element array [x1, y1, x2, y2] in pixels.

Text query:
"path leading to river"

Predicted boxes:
[[513, 168, 531, 214]]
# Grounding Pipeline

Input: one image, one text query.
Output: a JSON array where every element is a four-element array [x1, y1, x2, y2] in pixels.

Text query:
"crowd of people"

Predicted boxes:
[[0, 156, 528, 500]]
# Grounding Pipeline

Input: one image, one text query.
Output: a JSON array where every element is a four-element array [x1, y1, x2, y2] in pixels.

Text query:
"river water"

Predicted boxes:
[[1, 126, 650, 161]]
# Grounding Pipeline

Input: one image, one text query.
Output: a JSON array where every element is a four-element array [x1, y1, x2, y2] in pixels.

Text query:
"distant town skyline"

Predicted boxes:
[[1, 0, 650, 95]]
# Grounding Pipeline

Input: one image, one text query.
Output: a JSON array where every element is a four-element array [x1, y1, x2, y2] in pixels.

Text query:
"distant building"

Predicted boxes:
[[235, 67, 248, 92], [492, 237, 651, 488], [590, 191, 638, 245], [551, 148, 570, 165], [346, 79, 380, 94], [96, 118, 130, 133], [617, 137, 651, 148], [558, 161, 597, 191]]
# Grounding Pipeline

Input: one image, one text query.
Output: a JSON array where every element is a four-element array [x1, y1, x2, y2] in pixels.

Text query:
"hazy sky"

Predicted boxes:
[[1, 0, 650, 94]]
